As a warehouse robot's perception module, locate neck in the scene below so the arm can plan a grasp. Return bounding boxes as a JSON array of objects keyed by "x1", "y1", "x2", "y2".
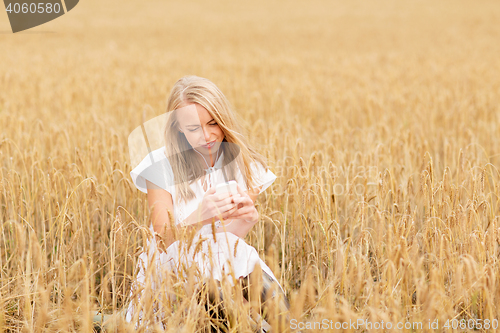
[{"x1": 193, "y1": 147, "x2": 221, "y2": 168}]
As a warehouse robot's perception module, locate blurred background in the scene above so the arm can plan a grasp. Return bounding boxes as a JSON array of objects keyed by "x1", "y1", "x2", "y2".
[{"x1": 1, "y1": 0, "x2": 500, "y2": 331}]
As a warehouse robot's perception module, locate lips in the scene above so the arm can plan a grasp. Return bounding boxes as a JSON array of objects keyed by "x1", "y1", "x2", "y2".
[{"x1": 201, "y1": 140, "x2": 216, "y2": 148}]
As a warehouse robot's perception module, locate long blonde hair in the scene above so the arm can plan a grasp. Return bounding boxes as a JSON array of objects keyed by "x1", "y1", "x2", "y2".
[{"x1": 164, "y1": 75, "x2": 268, "y2": 203}]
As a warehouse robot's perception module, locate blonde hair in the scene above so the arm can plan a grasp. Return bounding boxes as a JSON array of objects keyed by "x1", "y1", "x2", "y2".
[{"x1": 164, "y1": 75, "x2": 268, "y2": 203}]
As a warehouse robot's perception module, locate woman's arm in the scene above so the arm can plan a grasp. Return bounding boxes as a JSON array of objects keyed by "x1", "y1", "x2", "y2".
[
  {"x1": 145, "y1": 180, "x2": 186, "y2": 251},
  {"x1": 145, "y1": 180, "x2": 240, "y2": 250}
]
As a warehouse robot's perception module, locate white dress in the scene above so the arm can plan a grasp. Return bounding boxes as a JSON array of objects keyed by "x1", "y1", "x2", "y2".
[{"x1": 125, "y1": 146, "x2": 281, "y2": 326}]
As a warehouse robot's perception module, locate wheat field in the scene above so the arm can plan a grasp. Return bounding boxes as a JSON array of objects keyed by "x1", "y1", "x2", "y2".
[{"x1": 1, "y1": 0, "x2": 500, "y2": 331}]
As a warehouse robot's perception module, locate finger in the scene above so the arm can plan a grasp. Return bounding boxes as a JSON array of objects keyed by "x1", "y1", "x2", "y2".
[
  {"x1": 228, "y1": 212, "x2": 250, "y2": 220},
  {"x1": 222, "y1": 206, "x2": 238, "y2": 219},
  {"x1": 226, "y1": 205, "x2": 238, "y2": 214},
  {"x1": 234, "y1": 206, "x2": 252, "y2": 214},
  {"x1": 232, "y1": 195, "x2": 250, "y2": 206},
  {"x1": 210, "y1": 196, "x2": 229, "y2": 206},
  {"x1": 228, "y1": 206, "x2": 253, "y2": 218},
  {"x1": 236, "y1": 184, "x2": 247, "y2": 196},
  {"x1": 221, "y1": 202, "x2": 237, "y2": 213},
  {"x1": 224, "y1": 206, "x2": 247, "y2": 219},
  {"x1": 214, "y1": 192, "x2": 232, "y2": 202},
  {"x1": 206, "y1": 193, "x2": 224, "y2": 203},
  {"x1": 213, "y1": 203, "x2": 237, "y2": 216},
  {"x1": 232, "y1": 190, "x2": 246, "y2": 200},
  {"x1": 207, "y1": 193, "x2": 228, "y2": 204},
  {"x1": 217, "y1": 196, "x2": 235, "y2": 206}
]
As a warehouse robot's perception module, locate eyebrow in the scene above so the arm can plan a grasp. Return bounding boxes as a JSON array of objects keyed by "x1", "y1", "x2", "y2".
[{"x1": 185, "y1": 118, "x2": 215, "y2": 128}]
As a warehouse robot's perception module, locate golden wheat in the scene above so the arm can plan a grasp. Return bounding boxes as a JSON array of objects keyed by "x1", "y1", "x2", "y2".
[{"x1": 1, "y1": 0, "x2": 500, "y2": 332}]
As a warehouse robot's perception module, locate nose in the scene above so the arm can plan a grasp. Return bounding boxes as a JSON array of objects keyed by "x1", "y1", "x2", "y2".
[{"x1": 202, "y1": 126, "x2": 211, "y2": 142}]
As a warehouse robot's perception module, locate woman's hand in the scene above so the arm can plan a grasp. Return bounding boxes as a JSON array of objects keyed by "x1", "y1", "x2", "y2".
[
  {"x1": 225, "y1": 184, "x2": 259, "y2": 224},
  {"x1": 194, "y1": 187, "x2": 240, "y2": 225}
]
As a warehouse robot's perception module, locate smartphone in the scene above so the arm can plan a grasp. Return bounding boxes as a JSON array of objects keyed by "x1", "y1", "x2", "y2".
[{"x1": 215, "y1": 180, "x2": 238, "y2": 195}]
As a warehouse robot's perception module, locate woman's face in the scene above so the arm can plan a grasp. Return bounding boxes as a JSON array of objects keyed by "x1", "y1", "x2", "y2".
[{"x1": 176, "y1": 103, "x2": 225, "y2": 160}]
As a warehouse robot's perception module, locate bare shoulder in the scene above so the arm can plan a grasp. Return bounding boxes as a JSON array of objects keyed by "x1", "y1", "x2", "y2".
[{"x1": 146, "y1": 180, "x2": 174, "y2": 209}]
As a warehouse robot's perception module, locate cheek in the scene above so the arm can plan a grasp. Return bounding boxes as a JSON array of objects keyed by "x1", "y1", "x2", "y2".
[
  {"x1": 183, "y1": 132, "x2": 197, "y2": 145},
  {"x1": 216, "y1": 127, "x2": 224, "y2": 139}
]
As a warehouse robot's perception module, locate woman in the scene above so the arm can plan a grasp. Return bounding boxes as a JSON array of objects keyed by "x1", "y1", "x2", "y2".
[{"x1": 125, "y1": 76, "x2": 288, "y2": 331}]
